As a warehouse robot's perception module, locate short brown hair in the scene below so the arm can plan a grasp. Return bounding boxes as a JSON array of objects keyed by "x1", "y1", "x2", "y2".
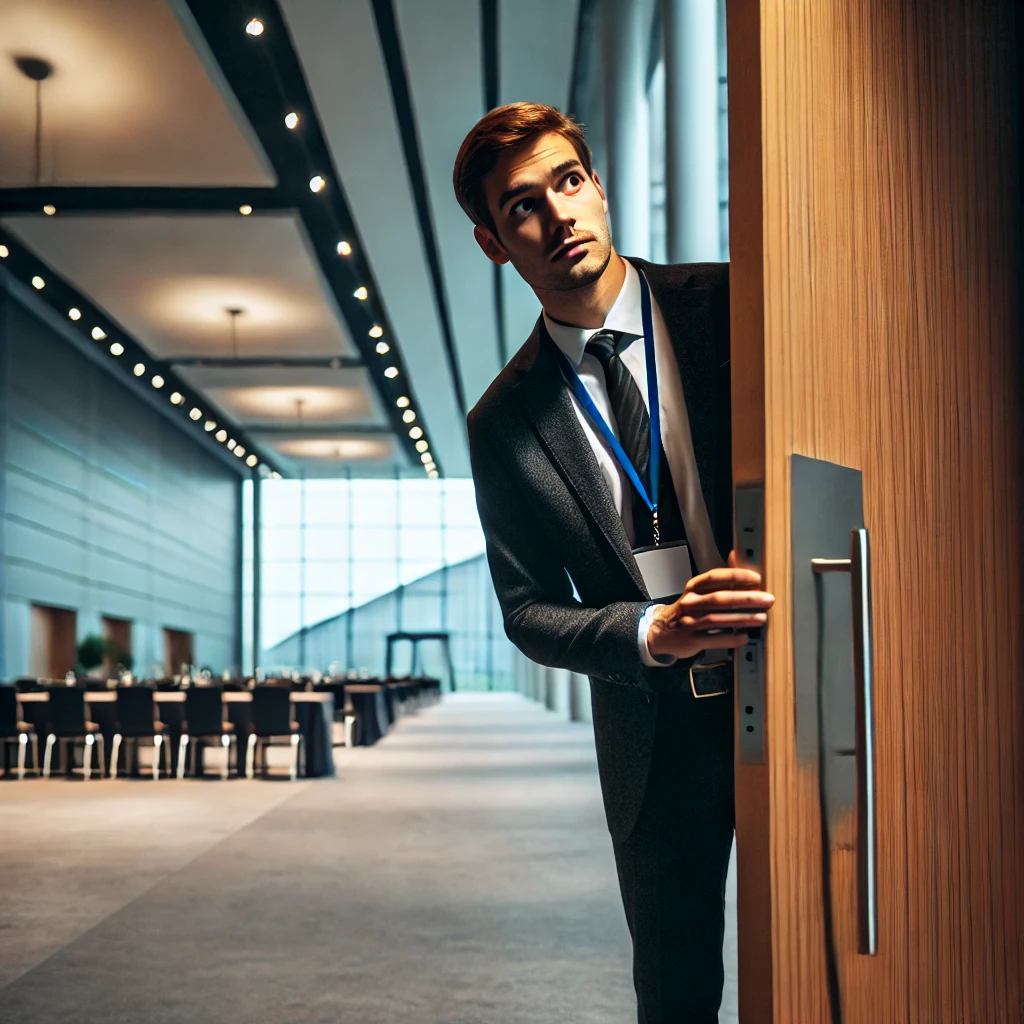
[{"x1": 453, "y1": 102, "x2": 593, "y2": 233}]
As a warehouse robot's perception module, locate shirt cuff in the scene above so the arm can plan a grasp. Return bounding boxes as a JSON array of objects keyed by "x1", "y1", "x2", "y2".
[{"x1": 638, "y1": 604, "x2": 678, "y2": 667}]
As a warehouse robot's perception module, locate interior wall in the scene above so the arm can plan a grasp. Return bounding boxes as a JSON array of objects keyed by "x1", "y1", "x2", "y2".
[{"x1": 0, "y1": 287, "x2": 241, "y2": 680}]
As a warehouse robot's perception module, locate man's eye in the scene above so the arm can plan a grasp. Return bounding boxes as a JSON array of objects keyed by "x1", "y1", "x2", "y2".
[
  {"x1": 564, "y1": 174, "x2": 583, "y2": 192},
  {"x1": 510, "y1": 196, "x2": 535, "y2": 216}
]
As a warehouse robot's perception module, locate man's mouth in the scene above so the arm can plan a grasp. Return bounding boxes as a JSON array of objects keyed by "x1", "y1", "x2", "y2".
[{"x1": 551, "y1": 235, "x2": 595, "y2": 262}]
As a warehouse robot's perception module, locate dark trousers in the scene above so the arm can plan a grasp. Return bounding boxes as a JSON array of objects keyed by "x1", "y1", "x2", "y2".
[{"x1": 612, "y1": 689, "x2": 735, "y2": 1024}]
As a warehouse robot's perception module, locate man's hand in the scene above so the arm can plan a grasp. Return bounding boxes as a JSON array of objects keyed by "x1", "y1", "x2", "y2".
[{"x1": 646, "y1": 550, "x2": 776, "y2": 661}]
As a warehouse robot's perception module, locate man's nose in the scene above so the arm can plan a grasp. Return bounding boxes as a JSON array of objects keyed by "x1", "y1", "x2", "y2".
[{"x1": 546, "y1": 189, "x2": 575, "y2": 229}]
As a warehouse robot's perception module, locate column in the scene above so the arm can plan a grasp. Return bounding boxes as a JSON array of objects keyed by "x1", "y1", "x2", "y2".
[
  {"x1": 663, "y1": 0, "x2": 721, "y2": 262},
  {"x1": 602, "y1": 0, "x2": 651, "y2": 259},
  {"x1": 252, "y1": 472, "x2": 261, "y2": 675}
]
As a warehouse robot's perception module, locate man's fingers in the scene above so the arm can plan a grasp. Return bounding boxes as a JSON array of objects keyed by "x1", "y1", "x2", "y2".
[
  {"x1": 686, "y1": 612, "x2": 767, "y2": 631},
  {"x1": 688, "y1": 568, "x2": 764, "y2": 593},
  {"x1": 679, "y1": 591, "x2": 775, "y2": 614}
]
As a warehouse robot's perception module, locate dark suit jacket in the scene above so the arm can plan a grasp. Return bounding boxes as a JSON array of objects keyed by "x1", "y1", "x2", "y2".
[{"x1": 467, "y1": 259, "x2": 732, "y2": 843}]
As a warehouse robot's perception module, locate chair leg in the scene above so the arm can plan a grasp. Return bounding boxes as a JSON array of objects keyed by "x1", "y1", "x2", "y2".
[
  {"x1": 110, "y1": 734, "x2": 122, "y2": 780},
  {"x1": 17, "y1": 735, "x2": 27, "y2": 781},
  {"x1": 344, "y1": 713, "x2": 355, "y2": 748},
  {"x1": 177, "y1": 735, "x2": 189, "y2": 779},
  {"x1": 220, "y1": 735, "x2": 230, "y2": 781},
  {"x1": 42, "y1": 734, "x2": 55, "y2": 778},
  {"x1": 163, "y1": 735, "x2": 173, "y2": 777},
  {"x1": 153, "y1": 735, "x2": 162, "y2": 781},
  {"x1": 245, "y1": 733, "x2": 257, "y2": 779},
  {"x1": 290, "y1": 733, "x2": 299, "y2": 782}
]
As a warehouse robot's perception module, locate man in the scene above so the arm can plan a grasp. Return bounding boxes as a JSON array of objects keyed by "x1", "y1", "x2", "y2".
[{"x1": 453, "y1": 103, "x2": 774, "y2": 1023}]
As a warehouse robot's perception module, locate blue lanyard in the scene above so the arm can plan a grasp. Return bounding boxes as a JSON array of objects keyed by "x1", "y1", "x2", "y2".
[{"x1": 542, "y1": 271, "x2": 663, "y2": 542}]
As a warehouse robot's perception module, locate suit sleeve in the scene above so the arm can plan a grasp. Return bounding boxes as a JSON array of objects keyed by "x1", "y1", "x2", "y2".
[{"x1": 469, "y1": 421, "x2": 693, "y2": 694}]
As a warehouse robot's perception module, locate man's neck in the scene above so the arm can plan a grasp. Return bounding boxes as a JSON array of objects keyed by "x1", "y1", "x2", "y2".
[{"x1": 537, "y1": 251, "x2": 628, "y2": 329}]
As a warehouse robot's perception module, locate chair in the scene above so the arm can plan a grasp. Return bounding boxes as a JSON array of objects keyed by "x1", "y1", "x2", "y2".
[
  {"x1": 43, "y1": 688, "x2": 105, "y2": 780},
  {"x1": 178, "y1": 687, "x2": 235, "y2": 780},
  {"x1": 0, "y1": 686, "x2": 37, "y2": 779},
  {"x1": 111, "y1": 688, "x2": 171, "y2": 780},
  {"x1": 246, "y1": 686, "x2": 303, "y2": 781}
]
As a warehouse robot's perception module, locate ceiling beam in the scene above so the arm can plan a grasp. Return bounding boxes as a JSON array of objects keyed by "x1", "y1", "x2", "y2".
[
  {"x1": 371, "y1": 0, "x2": 468, "y2": 421},
  {"x1": 0, "y1": 187, "x2": 287, "y2": 214},
  {"x1": 180, "y1": 0, "x2": 439, "y2": 476},
  {"x1": 168, "y1": 355, "x2": 364, "y2": 368},
  {"x1": 246, "y1": 424, "x2": 393, "y2": 437}
]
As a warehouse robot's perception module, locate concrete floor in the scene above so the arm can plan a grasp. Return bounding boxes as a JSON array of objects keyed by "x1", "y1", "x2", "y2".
[{"x1": 0, "y1": 692, "x2": 738, "y2": 1023}]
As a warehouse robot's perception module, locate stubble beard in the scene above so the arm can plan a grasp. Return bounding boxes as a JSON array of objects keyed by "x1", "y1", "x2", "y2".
[{"x1": 506, "y1": 227, "x2": 614, "y2": 295}]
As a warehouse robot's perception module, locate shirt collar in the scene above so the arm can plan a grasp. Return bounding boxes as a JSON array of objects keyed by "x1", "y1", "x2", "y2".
[{"x1": 542, "y1": 259, "x2": 644, "y2": 368}]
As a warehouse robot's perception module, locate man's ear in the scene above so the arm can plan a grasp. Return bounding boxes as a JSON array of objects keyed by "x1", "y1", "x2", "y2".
[
  {"x1": 474, "y1": 224, "x2": 510, "y2": 266},
  {"x1": 592, "y1": 170, "x2": 609, "y2": 215}
]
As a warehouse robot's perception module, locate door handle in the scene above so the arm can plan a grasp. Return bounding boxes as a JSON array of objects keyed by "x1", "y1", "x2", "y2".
[{"x1": 811, "y1": 527, "x2": 877, "y2": 955}]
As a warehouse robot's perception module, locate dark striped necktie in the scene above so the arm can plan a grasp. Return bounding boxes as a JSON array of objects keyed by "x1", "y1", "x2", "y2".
[{"x1": 583, "y1": 329, "x2": 686, "y2": 549}]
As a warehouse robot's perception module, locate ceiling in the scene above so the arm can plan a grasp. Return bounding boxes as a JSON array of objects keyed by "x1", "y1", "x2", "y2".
[{"x1": 0, "y1": 0, "x2": 582, "y2": 479}]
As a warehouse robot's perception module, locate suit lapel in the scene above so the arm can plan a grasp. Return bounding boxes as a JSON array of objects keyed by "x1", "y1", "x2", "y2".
[
  {"x1": 511, "y1": 325, "x2": 648, "y2": 596},
  {"x1": 637, "y1": 260, "x2": 730, "y2": 565}
]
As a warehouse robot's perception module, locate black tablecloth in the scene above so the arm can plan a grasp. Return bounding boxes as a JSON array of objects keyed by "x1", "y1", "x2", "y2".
[{"x1": 344, "y1": 686, "x2": 389, "y2": 746}]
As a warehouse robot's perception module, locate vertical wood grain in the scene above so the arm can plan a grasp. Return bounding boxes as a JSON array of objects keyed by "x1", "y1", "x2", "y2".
[{"x1": 729, "y1": 0, "x2": 1024, "y2": 1020}]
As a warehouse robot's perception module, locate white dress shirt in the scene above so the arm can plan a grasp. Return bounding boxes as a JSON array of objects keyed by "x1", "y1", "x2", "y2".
[{"x1": 543, "y1": 260, "x2": 701, "y2": 668}]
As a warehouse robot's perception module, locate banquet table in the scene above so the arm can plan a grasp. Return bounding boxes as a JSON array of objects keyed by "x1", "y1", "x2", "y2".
[
  {"x1": 342, "y1": 684, "x2": 390, "y2": 746},
  {"x1": 15, "y1": 689, "x2": 335, "y2": 777}
]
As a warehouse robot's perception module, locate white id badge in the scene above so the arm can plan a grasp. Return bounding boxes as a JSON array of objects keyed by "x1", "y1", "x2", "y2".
[{"x1": 632, "y1": 540, "x2": 693, "y2": 601}]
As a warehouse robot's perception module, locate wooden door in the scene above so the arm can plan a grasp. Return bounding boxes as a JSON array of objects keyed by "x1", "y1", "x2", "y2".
[
  {"x1": 30, "y1": 604, "x2": 77, "y2": 679},
  {"x1": 727, "y1": 2, "x2": 1024, "y2": 1022},
  {"x1": 102, "y1": 616, "x2": 133, "y2": 675},
  {"x1": 163, "y1": 628, "x2": 194, "y2": 676}
]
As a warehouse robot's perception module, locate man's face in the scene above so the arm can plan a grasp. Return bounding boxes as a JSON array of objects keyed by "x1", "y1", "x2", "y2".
[{"x1": 475, "y1": 131, "x2": 613, "y2": 293}]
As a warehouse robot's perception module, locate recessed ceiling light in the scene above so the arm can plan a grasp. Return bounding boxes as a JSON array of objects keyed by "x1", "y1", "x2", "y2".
[
  {"x1": 384, "y1": 366, "x2": 399, "y2": 379},
  {"x1": 109, "y1": 342, "x2": 124, "y2": 356},
  {"x1": 270, "y1": 471, "x2": 282, "y2": 480},
  {"x1": 336, "y1": 240, "x2": 352, "y2": 256},
  {"x1": 227, "y1": 439, "x2": 237, "y2": 451},
  {"x1": 402, "y1": 409, "x2": 416, "y2": 423},
  {"x1": 239, "y1": 204, "x2": 253, "y2": 216},
  {"x1": 204, "y1": 420, "x2": 217, "y2": 432},
  {"x1": 91, "y1": 327, "x2": 107, "y2": 340},
  {"x1": 428, "y1": 470, "x2": 439, "y2": 479},
  {"x1": 0, "y1": 245, "x2": 8, "y2": 258},
  {"x1": 216, "y1": 429, "x2": 228, "y2": 442},
  {"x1": 234, "y1": 446, "x2": 246, "y2": 458},
  {"x1": 415, "y1": 440, "x2": 429, "y2": 453},
  {"x1": 309, "y1": 175, "x2": 326, "y2": 193},
  {"x1": 376, "y1": 341, "x2": 390, "y2": 355},
  {"x1": 170, "y1": 392, "x2": 184, "y2": 405},
  {"x1": 43, "y1": 204, "x2": 55, "y2": 216},
  {"x1": 368, "y1": 324, "x2": 383, "y2": 338},
  {"x1": 133, "y1": 363, "x2": 145, "y2": 376},
  {"x1": 189, "y1": 408, "x2": 202, "y2": 421},
  {"x1": 419, "y1": 452, "x2": 432, "y2": 464},
  {"x1": 68, "y1": 308, "x2": 81, "y2": 321},
  {"x1": 285, "y1": 112, "x2": 299, "y2": 130},
  {"x1": 245, "y1": 18, "x2": 264, "y2": 36},
  {"x1": 353, "y1": 286, "x2": 368, "y2": 301},
  {"x1": 396, "y1": 396, "x2": 410, "y2": 408},
  {"x1": 409, "y1": 426, "x2": 423, "y2": 439},
  {"x1": 151, "y1": 375, "x2": 165, "y2": 389},
  {"x1": 246, "y1": 454, "x2": 258, "y2": 467},
  {"x1": 31, "y1": 276, "x2": 44, "y2": 290}
]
